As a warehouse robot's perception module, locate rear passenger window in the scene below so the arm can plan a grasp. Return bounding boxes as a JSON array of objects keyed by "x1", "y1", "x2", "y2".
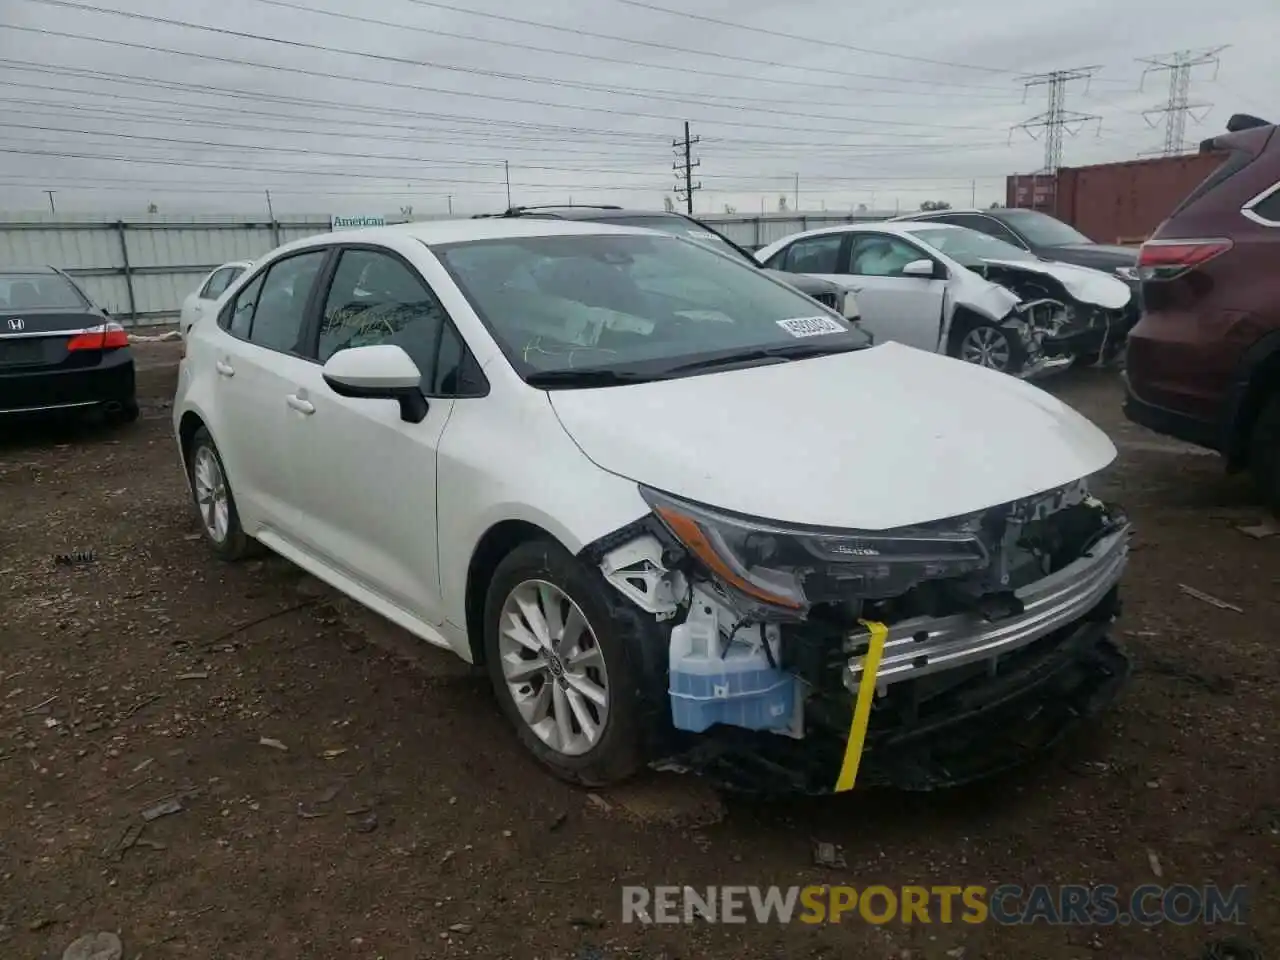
[
  {"x1": 249, "y1": 251, "x2": 327, "y2": 355},
  {"x1": 223, "y1": 273, "x2": 263, "y2": 339},
  {"x1": 201, "y1": 267, "x2": 237, "y2": 300}
]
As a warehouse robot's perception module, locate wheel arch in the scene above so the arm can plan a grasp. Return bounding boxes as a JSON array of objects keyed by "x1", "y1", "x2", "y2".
[
  {"x1": 464, "y1": 519, "x2": 563, "y2": 666},
  {"x1": 177, "y1": 410, "x2": 208, "y2": 468},
  {"x1": 1225, "y1": 330, "x2": 1280, "y2": 468}
]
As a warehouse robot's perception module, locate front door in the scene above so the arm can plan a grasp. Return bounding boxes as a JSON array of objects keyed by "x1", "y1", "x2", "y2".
[
  {"x1": 841, "y1": 234, "x2": 948, "y2": 353},
  {"x1": 282, "y1": 246, "x2": 456, "y2": 625}
]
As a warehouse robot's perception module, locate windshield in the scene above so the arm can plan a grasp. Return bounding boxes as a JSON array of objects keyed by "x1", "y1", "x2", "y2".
[
  {"x1": 997, "y1": 209, "x2": 1092, "y2": 247},
  {"x1": 433, "y1": 233, "x2": 870, "y2": 383},
  {"x1": 596, "y1": 215, "x2": 752, "y2": 264},
  {"x1": 907, "y1": 227, "x2": 1040, "y2": 265},
  {"x1": 0, "y1": 273, "x2": 88, "y2": 310}
]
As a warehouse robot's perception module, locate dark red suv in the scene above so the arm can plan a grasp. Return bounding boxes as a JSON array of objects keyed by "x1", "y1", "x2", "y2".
[{"x1": 1124, "y1": 113, "x2": 1280, "y2": 511}]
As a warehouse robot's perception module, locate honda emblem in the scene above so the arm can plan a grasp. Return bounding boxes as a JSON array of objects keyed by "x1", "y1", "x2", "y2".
[{"x1": 6, "y1": 317, "x2": 23, "y2": 331}]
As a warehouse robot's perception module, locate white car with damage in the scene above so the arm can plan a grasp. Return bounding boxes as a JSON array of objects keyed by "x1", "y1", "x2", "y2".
[
  {"x1": 755, "y1": 221, "x2": 1134, "y2": 379},
  {"x1": 173, "y1": 217, "x2": 1132, "y2": 794}
]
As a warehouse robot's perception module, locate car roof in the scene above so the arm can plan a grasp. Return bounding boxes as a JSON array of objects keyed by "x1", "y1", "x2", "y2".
[{"x1": 272, "y1": 217, "x2": 658, "y2": 257}]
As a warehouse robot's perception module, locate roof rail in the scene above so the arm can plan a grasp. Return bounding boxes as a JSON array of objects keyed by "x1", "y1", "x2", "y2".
[{"x1": 505, "y1": 204, "x2": 623, "y2": 213}]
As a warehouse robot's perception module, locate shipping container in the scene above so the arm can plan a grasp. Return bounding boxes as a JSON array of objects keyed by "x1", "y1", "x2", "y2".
[{"x1": 1005, "y1": 152, "x2": 1227, "y2": 244}]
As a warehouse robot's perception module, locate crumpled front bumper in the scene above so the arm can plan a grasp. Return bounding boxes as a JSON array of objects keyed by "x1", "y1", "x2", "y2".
[
  {"x1": 842, "y1": 526, "x2": 1129, "y2": 692},
  {"x1": 649, "y1": 525, "x2": 1131, "y2": 795}
]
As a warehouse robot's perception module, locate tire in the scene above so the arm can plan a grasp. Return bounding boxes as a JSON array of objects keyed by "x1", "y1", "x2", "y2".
[
  {"x1": 186, "y1": 427, "x2": 253, "y2": 560},
  {"x1": 950, "y1": 318, "x2": 1025, "y2": 374},
  {"x1": 482, "y1": 538, "x2": 665, "y2": 787},
  {"x1": 1249, "y1": 392, "x2": 1280, "y2": 517},
  {"x1": 109, "y1": 399, "x2": 140, "y2": 425}
]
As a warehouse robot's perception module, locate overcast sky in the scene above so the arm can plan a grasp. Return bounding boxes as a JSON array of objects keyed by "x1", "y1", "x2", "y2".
[{"x1": 0, "y1": 0, "x2": 1275, "y2": 217}]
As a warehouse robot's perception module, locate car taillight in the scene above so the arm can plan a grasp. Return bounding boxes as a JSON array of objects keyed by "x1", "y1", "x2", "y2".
[
  {"x1": 1136, "y1": 238, "x2": 1233, "y2": 282},
  {"x1": 66, "y1": 322, "x2": 129, "y2": 351}
]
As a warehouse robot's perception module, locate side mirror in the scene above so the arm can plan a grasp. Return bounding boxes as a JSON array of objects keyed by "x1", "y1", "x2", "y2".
[
  {"x1": 322, "y1": 344, "x2": 428, "y2": 423},
  {"x1": 841, "y1": 292, "x2": 861, "y2": 321},
  {"x1": 901, "y1": 259, "x2": 937, "y2": 278}
]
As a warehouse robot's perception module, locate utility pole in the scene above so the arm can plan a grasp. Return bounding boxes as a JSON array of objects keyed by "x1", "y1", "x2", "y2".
[
  {"x1": 504, "y1": 160, "x2": 511, "y2": 209},
  {"x1": 1013, "y1": 67, "x2": 1102, "y2": 173},
  {"x1": 793, "y1": 173, "x2": 799, "y2": 212},
  {"x1": 971, "y1": 180, "x2": 976, "y2": 207},
  {"x1": 672, "y1": 121, "x2": 701, "y2": 214},
  {"x1": 43, "y1": 190, "x2": 56, "y2": 213},
  {"x1": 1138, "y1": 47, "x2": 1227, "y2": 156},
  {"x1": 264, "y1": 189, "x2": 275, "y2": 221},
  {"x1": 447, "y1": 195, "x2": 452, "y2": 215}
]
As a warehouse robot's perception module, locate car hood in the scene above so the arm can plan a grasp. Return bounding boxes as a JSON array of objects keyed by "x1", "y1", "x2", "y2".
[
  {"x1": 979, "y1": 257, "x2": 1132, "y2": 309},
  {"x1": 1042, "y1": 242, "x2": 1139, "y2": 269},
  {"x1": 548, "y1": 341, "x2": 1116, "y2": 530}
]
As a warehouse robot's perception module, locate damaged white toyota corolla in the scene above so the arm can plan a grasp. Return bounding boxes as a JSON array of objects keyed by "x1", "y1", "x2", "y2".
[
  {"x1": 755, "y1": 221, "x2": 1135, "y2": 380},
  {"x1": 173, "y1": 217, "x2": 1131, "y2": 795}
]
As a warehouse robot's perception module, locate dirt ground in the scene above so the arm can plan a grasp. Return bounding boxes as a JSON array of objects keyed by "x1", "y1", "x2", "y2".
[{"x1": 1, "y1": 341, "x2": 1276, "y2": 960}]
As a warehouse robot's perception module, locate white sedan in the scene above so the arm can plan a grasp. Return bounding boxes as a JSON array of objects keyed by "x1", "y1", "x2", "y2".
[
  {"x1": 173, "y1": 218, "x2": 1130, "y2": 793},
  {"x1": 179, "y1": 260, "x2": 253, "y2": 340},
  {"x1": 755, "y1": 222, "x2": 1134, "y2": 378}
]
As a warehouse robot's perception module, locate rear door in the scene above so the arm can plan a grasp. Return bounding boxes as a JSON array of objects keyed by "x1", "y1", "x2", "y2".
[
  {"x1": 208, "y1": 249, "x2": 330, "y2": 533},
  {"x1": 838, "y1": 233, "x2": 947, "y2": 352}
]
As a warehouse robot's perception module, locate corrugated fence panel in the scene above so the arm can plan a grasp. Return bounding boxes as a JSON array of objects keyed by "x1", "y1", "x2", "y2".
[{"x1": 1, "y1": 211, "x2": 890, "y2": 324}]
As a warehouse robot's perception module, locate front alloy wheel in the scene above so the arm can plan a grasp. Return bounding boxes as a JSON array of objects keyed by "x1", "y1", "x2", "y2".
[
  {"x1": 482, "y1": 539, "x2": 654, "y2": 786},
  {"x1": 498, "y1": 580, "x2": 610, "y2": 757},
  {"x1": 958, "y1": 324, "x2": 1014, "y2": 371}
]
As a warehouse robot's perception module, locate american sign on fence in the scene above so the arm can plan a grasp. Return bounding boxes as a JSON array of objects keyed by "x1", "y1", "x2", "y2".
[{"x1": 330, "y1": 215, "x2": 387, "y2": 230}]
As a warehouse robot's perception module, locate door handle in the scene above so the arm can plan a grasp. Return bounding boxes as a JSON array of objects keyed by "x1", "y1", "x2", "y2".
[
  {"x1": 286, "y1": 394, "x2": 315, "y2": 415},
  {"x1": 215, "y1": 360, "x2": 235, "y2": 378}
]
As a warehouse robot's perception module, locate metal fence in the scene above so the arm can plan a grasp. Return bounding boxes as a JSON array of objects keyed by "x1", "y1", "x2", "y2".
[{"x1": 0, "y1": 210, "x2": 893, "y2": 327}]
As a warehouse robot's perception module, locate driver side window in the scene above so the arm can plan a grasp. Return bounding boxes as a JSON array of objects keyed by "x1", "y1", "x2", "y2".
[
  {"x1": 318, "y1": 248, "x2": 483, "y2": 396},
  {"x1": 847, "y1": 236, "x2": 927, "y2": 278}
]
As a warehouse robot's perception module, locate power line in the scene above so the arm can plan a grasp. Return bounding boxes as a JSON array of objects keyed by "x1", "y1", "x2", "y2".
[
  {"x1": 1013, "y1": 67, "x2": 1102, "y2": 172},
  {"x1": 0, "y1": 21, "x2": 1012, "y2": 137},
  {"x1": 0, "y1": 144, "x2": 677, "y2": 189},
  {"x1": 0, "y1": 96, "x2": 671, "y2": 165},
  {"x1": 241, "y1": 0, "x2": 1026, "y2": 103},
  {"x1": 1138, "y1": 47, "x2": 1227, "y2": 156},
  {"x1": 610, "y1": 0, "x2": 1015, "y2": 75},
  {"x1": 0, "y1": 61, "x2": 1032, "y2": 155},
  {"x1": 16, "y1": 0, "x2": 1023, "y2": 100},
  {"x1": 673, "y1": 122, "x2": 701, "y2": 213},
  {"x1": 394, "y1": 0, "x2": 1019, "y2": 92}
]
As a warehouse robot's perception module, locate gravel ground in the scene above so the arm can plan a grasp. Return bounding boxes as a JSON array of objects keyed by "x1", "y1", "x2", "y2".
[{"x1": 1, "y1": 342, "x2": 1276, "y2": 960}]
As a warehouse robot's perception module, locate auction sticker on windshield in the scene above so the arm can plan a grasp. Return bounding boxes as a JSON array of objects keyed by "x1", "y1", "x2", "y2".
[{"x1": 777, "y1": 316, "x2": 847, "y2": 338}]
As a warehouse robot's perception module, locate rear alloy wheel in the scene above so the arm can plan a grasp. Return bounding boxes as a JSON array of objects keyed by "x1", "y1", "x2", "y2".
[
  {"x1": 187, "y1": 427, "x2": 252, "y2": 560},
  {"x1": 482, "y1": 539, "x2": 649, "y2": 786},
  {"x1": 957, "y1": 323, "x2": 1017, "y2": 372}
]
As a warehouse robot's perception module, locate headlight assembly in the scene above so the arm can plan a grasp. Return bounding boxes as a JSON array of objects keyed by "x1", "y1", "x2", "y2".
[{"x1": 640, "y1": 487, "x2": 990, "y2": 615}]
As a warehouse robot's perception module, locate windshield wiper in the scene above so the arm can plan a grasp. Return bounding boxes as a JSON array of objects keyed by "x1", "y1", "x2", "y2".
[
  {"x1": 525, "y1": 368, "x2": 659, "y2": 388},
  {"x1": 660, "y1": 340, "x2": 865, "y2": 375}
]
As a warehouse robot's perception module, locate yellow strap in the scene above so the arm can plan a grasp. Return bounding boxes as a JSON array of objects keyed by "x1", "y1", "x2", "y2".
[{"x1": 834, "y1": 619, "x2": 888, "y2": 793}]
